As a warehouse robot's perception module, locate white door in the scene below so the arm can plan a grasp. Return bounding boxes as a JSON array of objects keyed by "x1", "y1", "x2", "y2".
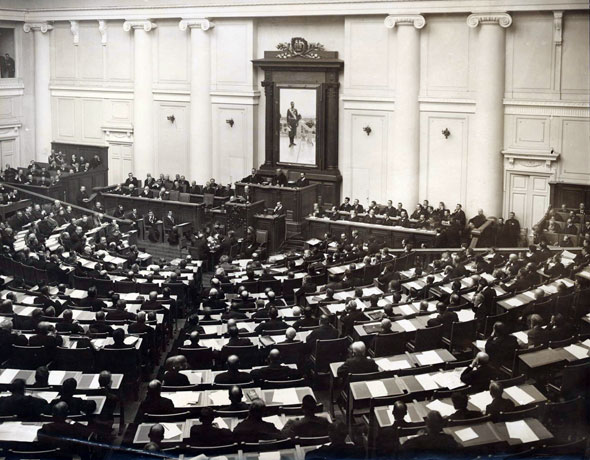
[
  {"x1": 507, "y1": 173, "x2": 550, "y2": 232},
  {"x1": 108, "y1": 143, "x2": 134, "y2": 185},
  {"x1": 0, "y1": 139, "x2": 17, "y2": 170}
]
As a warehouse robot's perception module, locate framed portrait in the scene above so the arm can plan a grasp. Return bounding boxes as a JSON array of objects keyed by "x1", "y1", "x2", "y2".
[
  {"x1": 0, "y1": 28, "x2": 16, "y2": 79},
  {"x1": 278, "y1": 87, "x2": 318, "y2": 166}
]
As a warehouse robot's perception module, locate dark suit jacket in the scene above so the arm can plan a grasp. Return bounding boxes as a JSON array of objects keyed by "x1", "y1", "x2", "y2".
[
  {"x1": 486, "y1": 396, "x2": 515, "y2": 416},
  {"x1": 213, "y1": 370, "x2": 252, "y2": 385},
  {"x1": 139, "y1": 395, "x2": 175, "y2": 415},
  {"x1": 233, "y1": 417, "x2": 283, "y2": 443},
  {"x1": 306, "y1": 325, "x2": 338, "y2": 352},
  {"x1": 485, "y1": 335, "x2": 519, "y2": 367},
  {"x1": 189, "y1": 424, "x2": 235, "y2": 446},
  {"x1": 337, "y1": 356, "x2": 378, "y2": 379},
  {"x1": 460, "y1": 364, "x2": 496, "y2": 389},
  {"x1": 162, "y1": 371, "x2": 190, "y2": 387},
  {"x1": 250, "y1": 364, "x2": 301, "y2": 383}
]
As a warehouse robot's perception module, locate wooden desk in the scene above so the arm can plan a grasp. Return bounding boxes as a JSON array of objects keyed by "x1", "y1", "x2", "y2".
[
  {"x1": 224, "y1": 200, "x2": 266, "y2": 234},
  {"x1": 0, "y1": 199, "x2": 32, "y2": 220},
  {"x1": 518, "y1": 340, "x2": 590, "y2": 372},
  {"x1": 496, "y1": 278, "x2": 574, "y2": 311},
  {"x1": 0, "y1": 369, "x2": 123, "y2": 391},
  {"x1": 254, "y1": 214, "x2": 286, "y2": 254},
  {"x1": 235, "y1": 182, "x2": 318, "y2": 223},
  {"x1": 101, "y1": 193, "x2": 204, "y2": 229},
  {"x1": 305, "y1": 217, "x2": 437, "y2": 248}
]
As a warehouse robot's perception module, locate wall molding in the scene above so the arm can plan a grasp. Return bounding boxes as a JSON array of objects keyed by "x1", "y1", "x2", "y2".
[
  {"x1": 50, "y1": 85, "x2": 134, "y2": 100},
  {"x1": 102, "y1": 124, "x2": 133, "y2": 144},
  {"x1": 0, "y1": 123, "x2": 21, "y2": 140},
  {"x1": 504, "y1": 99, "x2": 590, "y2": 117},
  {"x1": 341, "y1": 95, "x2": 395, "y2": 112},
  {"x1": 502, "y1": 149, "x2": 560, "y2": 168}
]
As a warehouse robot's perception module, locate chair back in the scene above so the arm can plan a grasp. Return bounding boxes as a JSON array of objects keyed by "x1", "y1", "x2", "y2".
[
  {"x1": 10, "y1": 344, "x2": 47, "y2": 369},
  {"x1": 97, "y1": 347, "x2": 139, "y2": 377},
  {"x1": 497, "y1": 403, "x2": 542, "y2": 421},
  {"x1": 219, "y1": 345, "x2": 259, "y2": 368},
  {"x1": 446, "y1": 414, "x2": 492, "y2": 427},
  {"x1": 482, "y1": 311, "x2": 509, "y2": 337},
  {"x1": 282, "y1": 278, "x2": 303, "y2": 300},
  {"x1": 55, "y1": 346, "x2": 94, "y2": 372},
  {"x1": 448, "y1": 319, "x2": 477, "y2": 351},
  {"x1": 271, "y1": 341, "x2": 305, "y2": 364},
  {"x1": 143, "y1": 410, "x2": 191, "y2": 422},
  {"x1": 370, "y1": 331, "x2": 409, "y2": 357},
  {"x1": 203, "y1": 193, "x2": 215, "y2": 206},
  {"x1": 560, "y1": 361, "x2": 590, "y2": 397},
  {"x1": 241, "y1": 439, "x2": 293, "y2": 452},
  {"x1": 259, "y1": 279, "x2": 282, "y2": 296},
  {"x1": 413, "y1": 324, "x2": 444, "y2": 352},
  {"x1": 494, "y1": 374, "x2": 526, "y2": 388},
  {"x1": 178, "y1": 347, "x2": 214, "y2": 370},
  {"x1": 313, "y1": 337, "x2": 351, "y2": 373},
  {"x1": 240, "y1": 280, "x2": 259, "y2": 293},
  {"x1": 93, "y1": 277, "x2": 114, "y2": 295},
  {"x1": 261, "y1": 377, "x2": 306, "y2": 389}
]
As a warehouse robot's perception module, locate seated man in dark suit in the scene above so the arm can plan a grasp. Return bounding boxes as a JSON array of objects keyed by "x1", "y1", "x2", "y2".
[
  {"x1": 162, "y1": 355, "x2": 190, "y2": 387},
  {"x1": 50, "y1": 378, "x2": 96, "y2": 416},
  {"x1": 128, "y1": 311, "x2": 155, "y2": 345},
  {"x1": 460, "y1": 352, "x2": 496, "y2": 390},
  {"x1": 293, "y1": 306, "x2": 318, "y2": 330},
  {"x1": 305, "y1": 315, "x2": 338, "y2": 354},
  {"x1": 89, "y1": 311, "x2": 114, "y2": 336},
  {"x1": 375, "y1": 401, "x2": 410, "y2": 457},
  {"x1": 189, "y1": 406, "x2": 235, "y2": 446},
  {"x1": 0, "y1": 379, "x2": 49, "y2": 418},
  {"x1": 485, "y1": 321, "x2": 520, "y2": 369},
  {"x1": 138, "y1": 380, "x2": 175, "y2": 415},
  {"x1": 485, "y1": 381, "x2": 515, "y2": 416},
  {"x1": 219, "y1": 385, "x2": 249, "y2": 412},
  {"x1": 336, "y1": 341, "x2": 378, "y2": 381},
  {"x1": 105, "y1": 328, "x2": 135, "y2": 349},
  {"x1": 254, "y1": 307, "x2": 289, "y2": 334},
  {"x1": 37, "y1": 402, "x2": 93, "y2": 448},
  {"x1": 142, "y1": 291, "x2": 163, "y2": 311},
  {"x1": 183, "y1": 330, "x2": 203, "y2": 349},
  {"x1": 55, "y1": 309, "x2": 85, "y2": 334},
  {"x1": 143, "y1": 423, "x2": 164, "y2": 452},
  {"x1": 426, "y1": 301, "x2": 459, "y2": 334},
  {"x1": 106, "y1": 300, "x2": 137, "y2": 321},
  {"x1": 250, "y1": 349, "x2": 302, "y2": 384},
  {"x1": 401, "y1": 411, "x2": 458, "y2": 453},
  {"x1": 282, "y1": 395, "x2": 330, "y2": 438},
  {"x1": 226, "y1": 326, "x2": 253, "y2": 347},
  {"x1": 448, "y1": 391, "x2": 483, "y2": 421},
  {"x1": 233, "y1": 398, "x2": 284, "y2": 443},
  {"x1": 222, "y1": 301, "x2": 249, "y2": 321},
  {"x1": 28, "y1": 322, "x2": 63, "y2": 350},
  {"x1": 214, "y1": 355, "x2": 253, "y2": 385},
  {"x1": 545, "y1": 313, "x2": 576, "y2": 343},
  {"x1": 305, "y1": 421, "x2": 363, "y2": 460},
  {"x1": 340, "y1": 300, "x2": 370, "y2": 338},
  {"x1": 79, "y1": 286, "x2": 107, "y2": 312}
]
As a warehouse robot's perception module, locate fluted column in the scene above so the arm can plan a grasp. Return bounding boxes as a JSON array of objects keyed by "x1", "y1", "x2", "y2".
[
  {"x1": 385, "y1": 15, "x2": 425, "y2": 207},
  {"x1": 180, "y1": 18, "x2": 215, "y2": 184},
  {"x1": 467, "y1": 13, "x2": 512, "y2": 215},
  {"x1": 23, "y1": 22, "x2": 53, "y2": 161},
  {"x1": 123, "y1": 20, "x2": 157, "y2": 178}
]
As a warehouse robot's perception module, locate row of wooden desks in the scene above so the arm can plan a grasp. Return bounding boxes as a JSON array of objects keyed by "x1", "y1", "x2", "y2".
[
  {"x1": 170, "y1": 364, "x2": 299, "y2": 387},
  {"x1": 160, "y1": 386, "x2": 314, "y2": 411},
  {"x1": 305, "y1": 216, "x2": 437, "y2": 248},
  {"x1": 0, "y1": 369, "x2": 123, "y2": 390},
  {"x1": 496, "y1": 278, "x2": 575, "y2": 311},
  {"x1": 0, "y1": 390, "x2": 106, "y2": 415},
  {"x1": 373, "y1": 383, "x2": 546, "y2": 427},
  {"x1": 518, "y1": 339, "x2": 590, "y2": 373}
]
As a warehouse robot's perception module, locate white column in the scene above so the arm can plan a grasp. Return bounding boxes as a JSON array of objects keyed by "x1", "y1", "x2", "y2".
[
  {"x1": 23, "y1": 22, "x2": 53, "y2": 162},
  {"x1": 123, "y1": 20, "x2": 157, "y2": 179},
  {"x1": 467, "y1": 13, "x2": 512, "y2": 216},
  {"x1": 385, "y1": 15, "x2": 425, "y2": 208},
  {"x1": 180, "y1": 18, "x2": 215, "y2": 184}
]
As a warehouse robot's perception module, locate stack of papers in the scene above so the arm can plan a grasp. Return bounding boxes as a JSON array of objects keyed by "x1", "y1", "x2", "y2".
[
  {"x1": 209, "y1": 390, "x2": 230, "y2": 406},
  {"x1": 272, "y1": 388, "x2": 299, "y2": 405},
  {"x1": 415, "y1": 373, "x2": 438, "y2": 391},
  {"x1": 469, "y1": 391, "x2": 493, "y2": 411},
  {"x1": 455, "y1": 427, "x2": 479, "y2": 442},
  {"x1": 425, "y1": 399, "x2": 455, "y2": 417},
  {"x1": 416, "y1": 350, "x2": 444, "y2": 366},
  {"x1": 564, "y1": 344, "x2": 589, "y2": 360},
  {"x1": 505, "y1": 420, "x2": 539, "y2": 443},
  {"x1": 162, "y1": 423, "x2": 183, "y2": 440},
  {"x1": 398, "y1": 319, "x2": 417, "y2": 332},
  {"x1": 504, "y1": 386, "x2": 535, "y2": 405},
  {"x1": 366, "y1": 380, "x2": 389, "y2": 397},
  {"x1": 431, "y1": 371, "x2": 464, "y2": 390}
]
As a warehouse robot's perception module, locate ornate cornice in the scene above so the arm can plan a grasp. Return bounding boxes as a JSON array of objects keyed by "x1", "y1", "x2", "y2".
[
  {"x1": 502, "y1": 150, "x2": 560, "y2": 169},
  {"x1": 384, "y1": 14, "x2": 425, "y2": 29},
  {"x1": 98, "y1": 20, "x2": 107, "y2": 45},
  {"x1": 467, "y1": 13, "x2": 512, "y2": 28},
  {"x1": 70, "y1": 20, "x2": 79, "y2": 45},
  {"x1": 23, "y1": 22, "x2": 53, "y2": 33},
  {"x1": 122, "y1": 20, "x2": 157, "y2": 32},
  {"x1": 179, "y1": 18, "x2": 215, "y2": 31}
]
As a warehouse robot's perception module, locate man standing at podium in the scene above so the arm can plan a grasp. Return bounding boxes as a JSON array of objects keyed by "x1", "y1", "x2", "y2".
[
  {"x1": 273, "y1": 201, "x2": 285, "y2": 216},
  {"x1": 287, "y1": 101, "x2": 301, "y2": 147}
]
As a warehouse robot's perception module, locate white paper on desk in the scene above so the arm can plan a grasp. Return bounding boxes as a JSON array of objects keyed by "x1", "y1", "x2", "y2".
[
  {"x1": 21, "y1": 295, "x2": 36, "y2": 305},
  {"x1": 455, "y1": 427, "x2": 478, "y2": 442},
  {"x1": 259, "y1": 452, "x2": 281, "y2": 460},
  {"x1": 564, "y1": 344, "x2": 589, "y2": 360},
  {"x1": 513, "y1": 331, "x2": 529, "y2": 344},
  {"x1": 201, "y1": 339, "x2": 223, "y2": 351},
  {"x1": 457, "y1": 309, "x2": 475, "y2": 322},
  {"x1": 202, "y1": 325, "x2": 219, "y2": 335},
  {"x1": 504, "y1": 386, "x2": 535, "y2": 406},
  {"x1": 162, "y1": 423, "x2": 183, "y2": 440},
  {"x1": 582, "y1": 339, "x2": 590, "y2": 349},
  {"x1": 415, "y1": 374, "x2": 439, "y2": 391},
  {"x1": 469, "y1": 391, "x2": 493, "y2": 412},
  {"x1": 209, "y1": 390, "x2": 230, "y2": 406},
  {"x1": 93, "y1": 339, "x2": 106, "y2": 349},
  {"x1": 124, "y1": 336, "x2": 138, "y2": 346},
  {"x1": 521, "y1": 291, "x2": 536, "y2": 300},
  {"x1": 399, "y1": 304, "x2": 415, "y2": 316},
  {"x1": 475, "y1": 340, "x2": 487, "y2": 350},
  {"x1": 505, "y1": 420, "x2": 538, "y2": 443},
  {"x1": 416, "y1": 350, "x2": 444, "y2": 366},
  {"x1": 88, "y1": 374, "x2": 101, "y2": 389},
  {"x1": 0, "y1": 369, "x2": 19, "y2": 384},
  {"x1": 366, "y1": 380, "x2": 388, "y2": 398},
  {"x1": 398, "y1": 319, "x2": 416, "y2": 332},
  {"x1": 426, "y1": 399, "x2": 455, "y2": 417},
  {"x1": 213, "y1": 417, "x2": 229, "y2": 429},
  {"x1": 263, "y1": 415, "x2": 285, "y2": 430},
  {"x1": 0, "y1": 422, "x2": 40, "y2": 442},
  {"x1": 272, "y1": 388, "x2": 299, "y2": 405},
  {"x1": 505, "y1": 297, "x2": 523, "y2": 307},
  {"x1": 432, "y1": 371, "x2": 464, "y2": 390},
  {"x1": 48, "y1": 370, "x2": 66, "y2": 385},
  {"x1": 561, "y1": 279, "x2": 574, "y2": 288},
  {"x1": 180, "y1": 371, "x2": 202, "y2": 385}
]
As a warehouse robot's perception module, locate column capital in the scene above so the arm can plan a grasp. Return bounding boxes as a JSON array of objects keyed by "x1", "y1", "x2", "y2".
[
  {"x1": 98, "y1": 20, "x2": 107, "y2": 45},
  {"x1": 23, "y1": 22, "x2": 53, "y2": 33},
  {"x1": 179, "y1": 18, "x2": 215, "y2": 31},
  {"x1": 70, "y1": 20, "x2": 79, "y2": 45},
  {"x1": 467, "y1": 13, "x2": 512, "y2": 28},
  {"x1": 123, "y1": 20, "x2": 157, "y2": 32},
  {"x1": 384, "y1": 15, "x2": 425, "y2": 29}
]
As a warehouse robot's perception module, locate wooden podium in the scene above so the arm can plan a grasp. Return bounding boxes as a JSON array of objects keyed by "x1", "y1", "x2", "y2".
[
  {"x1": 254, "y1": 214, "x2": 286, "y2": 254},
  {"x1": 224, "y1": 199, "x2": 266, "y2": 235}
]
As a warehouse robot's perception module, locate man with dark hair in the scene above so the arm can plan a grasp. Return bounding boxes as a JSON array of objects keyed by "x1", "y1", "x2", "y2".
[
  {"x1": 233, "y1": 398, "x2": 284, "y2": 443},
  {"x1": 254, "y1": 307, "x2": 289, "y2": 334},
  {"x1": 401, "y1": 411, "x2": 458, "y2": 453},
  {"x1": 305, "y1": 315, "x2": 338, "y2": 353},
  {"x1": 189, "y1": 407, "x2": 235, "y2": 446},
  {"x1": 0, "y1": 379, "x2": 49, "y2": 417},
  {"x1": 138, "y1": 380, "x2": 175, "y2": 415},
  {"x1": 485, "y1": 321, "x2": 520, "y2": 368},
  {"x1": 226, "y1": 326, "x2": 253, "y2": 347},
  {"x1": 448, "y1": 392, "x2": 483, "y2": 421},
  {"x1": 162, "y1": 356, "x2": 190, "y2": 387},
  {"x1": 56, "y1": 309, "x2": 85, "y2": 334},
  {"x1": 282, "y1": 395, "x2": 330, "y2": 438},
  {"x1": 486, "y1": 381, "x2": 515, "y2": 416},
  {"x1": 50, "y1": 378, "x2": 96, "y2": 416},
  {"x1": 143, "y1": 423, "x2": 164, "y2": 451},
  {"x1": 375, "y1": 401, "x2": 410, "y2": 456},
  {"x1": 89, "y1": 311, "x2": 114, "y2": 336},
  {"x1": 305, "y1": 421, "x2": 362, "y2": 460},
  {"x1": 293, "y1": 306, "x2": 318, "y2": 330},
  {"x1": 79, "y1": 286, "x2": 106, "y2": 311},
  {"x1": 426, "y1": 301, "x2": 459, "y2": 335}
]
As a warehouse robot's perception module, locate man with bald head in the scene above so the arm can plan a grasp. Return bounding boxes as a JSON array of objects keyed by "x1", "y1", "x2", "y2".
[
  {"x1": 163, "y1": 356, "x2": 190, "y2": 387},
  {"x1": 226, "y1": 325, "x2": 253, "y2": 347},
  {"x1": 337, "y1": 341, "x2": 378, "y2": 380},
  {"x1": 183, "y1": 330, "x2": 203, "y2": 349},
  {"x1": 305, "y1": 315, "x2": 338, "y2": 353},
  {"x1": 38, "y1": 401, "x2": 93, "y2": 448},
  {"x1": 144, "y1": 423, "x2": 164, "y2": 451},
  {"x1": 129, "y1": 311, "x2": 155, "y2": 345},
  {"x1": 138, "y1": 380, "x2": 175, "y2": 415},
  {"x1": 376, "y1": 401, "x2": 410, "y2": 456},
  {"x1": 214, "y1": 355, "x2": 253, "y2": 385},
  {"x1": 56, "y1": 309, "x2": 85, "y2": 334},
  {"x1": 341, "y1": 300, "x2": 370, "y2": 337},
  {"x1": 379, "y1": 318, "x2": 392, "y2": 334},
  {"x1": 141, "y1": 291, "x2": 163, "y2": 311},
  {"x1": 460, "y1": 352, "x2": 495, "y2": 390},
  {"x1": 251, "y1": 349, "x2": 302, "y2": 384},
  {"x1": 219, "y1": 385, "x2": 249, "y2": 412}
]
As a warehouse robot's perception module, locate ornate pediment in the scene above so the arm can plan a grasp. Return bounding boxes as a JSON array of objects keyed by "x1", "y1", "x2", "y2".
[{"x1": 276, "y1": 37, "x2": 325, "y2": 59}]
